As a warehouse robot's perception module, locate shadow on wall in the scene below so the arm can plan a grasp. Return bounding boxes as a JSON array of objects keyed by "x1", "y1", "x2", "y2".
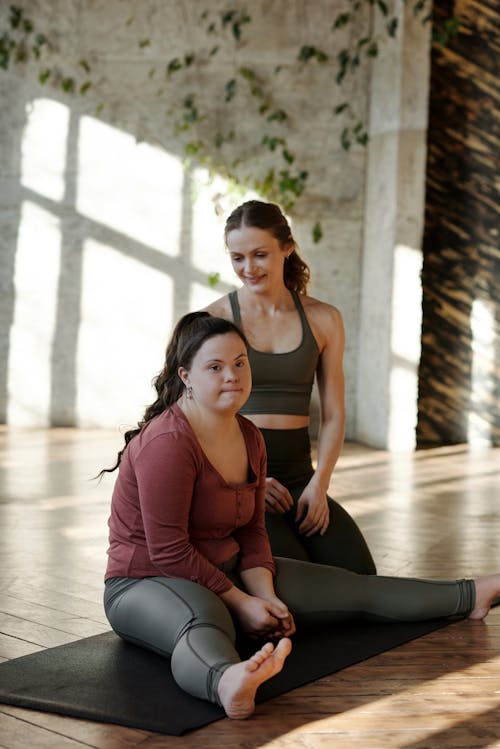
[{"x1": 1, "y1": 93, "x2": 235, "y2": 428}]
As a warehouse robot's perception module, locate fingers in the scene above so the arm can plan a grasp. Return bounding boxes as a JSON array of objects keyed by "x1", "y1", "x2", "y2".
[
  {"x1": 265, "y1": 478, "x2": 293, "y2": 515},
  {"x1": 296, "y1": 501, "x2": 330, "y2": 537}
]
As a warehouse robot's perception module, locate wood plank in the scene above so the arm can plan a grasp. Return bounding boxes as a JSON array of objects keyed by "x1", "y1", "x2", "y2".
[{"x1": 1, "y1": 426, "x2": 499, "y2": 748}]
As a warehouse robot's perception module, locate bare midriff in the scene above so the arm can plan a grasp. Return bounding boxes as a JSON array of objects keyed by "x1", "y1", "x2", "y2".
[{"x1": 245, "y1": 413, "x2": 310, "y2": 430}]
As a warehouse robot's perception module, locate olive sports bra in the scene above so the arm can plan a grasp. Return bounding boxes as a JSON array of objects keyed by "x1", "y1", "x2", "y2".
[{"x1": 229, "y1": 290, "x2": 319, "y2": 416}]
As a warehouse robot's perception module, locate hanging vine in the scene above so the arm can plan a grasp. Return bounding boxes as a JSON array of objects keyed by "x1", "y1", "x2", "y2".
[{"x1": 1, "y1": 1, "x2": 460, "y2": 242}]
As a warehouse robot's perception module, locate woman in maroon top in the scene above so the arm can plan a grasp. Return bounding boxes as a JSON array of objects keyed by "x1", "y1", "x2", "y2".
[{"x1": 103, "y1": 312, "x2": 500, "y2": 720}]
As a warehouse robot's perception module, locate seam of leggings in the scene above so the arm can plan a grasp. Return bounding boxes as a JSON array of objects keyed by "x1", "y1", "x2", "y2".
[{"x1": 185, "y1": 627, "x2": 235, "y2": 705}]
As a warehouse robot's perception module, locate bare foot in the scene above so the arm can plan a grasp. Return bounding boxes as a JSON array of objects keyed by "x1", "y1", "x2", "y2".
[
  {"x1": 217, "y1": 638, "x2": 292, "y2": 719},
  {"x1": 469, "y1": 574, "x2": 500, "y2": 620}
]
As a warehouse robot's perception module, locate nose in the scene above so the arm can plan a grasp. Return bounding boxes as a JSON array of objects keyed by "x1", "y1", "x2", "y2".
[
  {"x1": 243, "y1": 258, "x2": 256, "y2": 275},
  {"x1": 224, "y1": 366, "x2": 238, "y2": 381}
]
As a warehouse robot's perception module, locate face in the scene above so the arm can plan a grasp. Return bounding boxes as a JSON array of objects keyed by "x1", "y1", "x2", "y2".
[
  {"x1": 226, "y1": 225, "x2": 290, "y2": 293},
  {"x1": 178, "y1": 332, "x2": 251, "y2": 413}
]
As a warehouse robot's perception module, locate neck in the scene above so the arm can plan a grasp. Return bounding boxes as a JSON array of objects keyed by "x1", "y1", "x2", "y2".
[
  {"x1": 239, "y1": 284, "x2": 292, "y2": 313},
  {"x1": 178, "y1": 398, "x2": 239, "y2": 438}
]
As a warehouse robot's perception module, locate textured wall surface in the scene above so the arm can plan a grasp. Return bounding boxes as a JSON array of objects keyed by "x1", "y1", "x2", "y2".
[
  {"x1": 0, "y1": 1, "x2": 430, "y2": 446},
  {"x1": 418, "y1": 0, "x2": 500, "y2": 447}
]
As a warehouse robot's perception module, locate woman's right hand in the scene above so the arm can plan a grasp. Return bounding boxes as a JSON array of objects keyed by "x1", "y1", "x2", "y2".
[
  {"x1": 234, "y1": 594, "x2": 293, "y2": 638},
  {"x1": 265, "y1": 477, "x2": 294, "y2": 515}
]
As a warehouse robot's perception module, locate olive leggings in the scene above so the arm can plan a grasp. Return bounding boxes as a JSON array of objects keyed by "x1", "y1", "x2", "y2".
[
  {"x1": 261, "y1": 427, "x2": 377, "y2": 574},
  {"x1": 104, "y1": 557, "x2": 474, "y2": 707}
]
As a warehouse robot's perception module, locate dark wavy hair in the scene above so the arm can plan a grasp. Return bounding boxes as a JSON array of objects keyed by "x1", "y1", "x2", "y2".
[
  {"x1": 224, "y1": 200, "x2": 310, "y2": 294},
  {"x1": 99, "y1": 312, "x2": 248, "y2": 476}
]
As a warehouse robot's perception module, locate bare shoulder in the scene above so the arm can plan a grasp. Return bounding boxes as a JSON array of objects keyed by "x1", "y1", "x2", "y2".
[
  {"x1": 202, "y1": 295, "x2": 233, "y2": 320},
  {"x1": 301, "y1": 294, "x2": 344, "y2": 348}
]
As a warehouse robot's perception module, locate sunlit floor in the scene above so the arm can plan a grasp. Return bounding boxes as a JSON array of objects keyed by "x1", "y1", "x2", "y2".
[{"x1": 1, "y1": 427, "x2": 499, "y2": 748}]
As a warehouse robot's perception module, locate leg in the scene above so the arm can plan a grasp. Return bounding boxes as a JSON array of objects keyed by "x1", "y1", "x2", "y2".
[
  {"x1": 290, "y1": 487, "x2": 377, "y2": 574},
  {"x1": 104, "y1": 576, "x2": 292, "y2": 716},
  {"x1": 261, "y1": 427, "x2": 376, "y2": 574},
  {"x1": 265, "y1": 509, "x2": 310, "y2": 562},
  {"x1": 266, "y1": 486, "x2": 376, "y2": 573},
  {"x1": 272, "y1": 557, "x2": 476, "y2": 625},
  {"x1": 104, "y1": 576, "x2": 239, "y2": 703}
]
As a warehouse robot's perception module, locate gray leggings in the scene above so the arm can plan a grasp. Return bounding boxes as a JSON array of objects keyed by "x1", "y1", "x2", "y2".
[{"x1": 104, "y1": 557, "x2": 474, "y2": 707}]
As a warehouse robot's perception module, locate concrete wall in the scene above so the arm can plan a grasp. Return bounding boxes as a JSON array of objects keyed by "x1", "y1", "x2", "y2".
[{"x1": 0, "y1": 0, "x2": 430, "y2": 446}]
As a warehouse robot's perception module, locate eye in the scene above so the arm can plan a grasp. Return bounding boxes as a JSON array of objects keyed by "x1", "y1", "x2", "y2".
[
  {"x1": 255, "y1": 252, "x2": 267, "y2": 258},
  {"x1": 230, "y1": 255, "x2": 243, "y2": 263},
  {"x1": 209, "y1": 364, "x2": 221, "y2": 371}
]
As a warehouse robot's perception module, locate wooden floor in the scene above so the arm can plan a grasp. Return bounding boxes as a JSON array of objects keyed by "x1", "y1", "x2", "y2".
[{"x1": 1, "y1": 427, "x2": 500, "y2": 748}]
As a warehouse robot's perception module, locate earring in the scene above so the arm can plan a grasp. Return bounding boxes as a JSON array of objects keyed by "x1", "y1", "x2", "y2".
[{"x1": 186, "y1": 385, "x2": 193, "y2": 399}]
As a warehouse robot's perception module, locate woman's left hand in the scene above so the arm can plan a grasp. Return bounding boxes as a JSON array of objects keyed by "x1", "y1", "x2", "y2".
[
  {"x1": 295, "y1": 484, "x2": 330, "y2": 537},
  {"x1": 262, "y1": 595, "x2": 296, "y2": 638}
]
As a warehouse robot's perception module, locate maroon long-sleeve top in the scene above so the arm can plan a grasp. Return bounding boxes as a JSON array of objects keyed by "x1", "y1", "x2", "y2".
[{"x1": 105, "y1": 403, "x2": 275, "y2": 594}]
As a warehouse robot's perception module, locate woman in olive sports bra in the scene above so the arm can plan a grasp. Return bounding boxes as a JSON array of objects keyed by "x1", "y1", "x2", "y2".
[{"x1": 205, "y1": 200, "x2": 376, "y2": 574}]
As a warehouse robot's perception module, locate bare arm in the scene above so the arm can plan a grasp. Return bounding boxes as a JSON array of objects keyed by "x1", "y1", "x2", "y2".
[
  {"x1": 312, "y1": 305, "x2": 346, "y2": 492},
  {"x1": 295, "y1": 304, "x2": 346, "y2": 535}
]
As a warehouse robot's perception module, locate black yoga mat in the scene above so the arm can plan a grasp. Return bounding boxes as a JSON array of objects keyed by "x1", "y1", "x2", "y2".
[
  {"x1": 0, "y1": 620, "x2": 446, "y2": 736},
  {"x1": 0, "y1": 618, "x2": 452, "y2": 736}
]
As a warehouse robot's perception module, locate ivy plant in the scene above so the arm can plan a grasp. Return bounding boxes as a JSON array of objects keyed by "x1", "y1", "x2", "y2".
[{"x1": 1, "y1": 1, "x2": 460, "y2": 245}]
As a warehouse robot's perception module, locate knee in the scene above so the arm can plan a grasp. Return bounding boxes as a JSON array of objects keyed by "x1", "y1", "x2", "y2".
[{"x1": 176, "y1": 581, "x2": 236, "y2": 641}]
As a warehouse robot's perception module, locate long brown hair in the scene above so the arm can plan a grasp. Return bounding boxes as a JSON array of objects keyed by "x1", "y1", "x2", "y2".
[
  {"x1": 98, "y1": 312, "x2": 248, "y2": 475},
  {"x1": 224, "y1": 200, "x2": 310, "y2": 294}
]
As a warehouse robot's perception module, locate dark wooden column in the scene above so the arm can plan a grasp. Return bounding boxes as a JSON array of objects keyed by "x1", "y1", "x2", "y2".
[{"x1": 417, "y1": 0, "x2": 500, "y2": 447}]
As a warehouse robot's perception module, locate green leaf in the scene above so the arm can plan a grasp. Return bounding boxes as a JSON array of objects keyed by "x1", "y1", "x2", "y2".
[
  {"x1": 209, "y1": 45, "x2": 219, "y2": 56},
  {"x1": 23, "y1": 18, "x2": 33, "y2": 34},
  {"x1": 167, "y1": 58, "x2": 182, "y2": 76},
  {"x1": 357, "y1": 37, "x2": 370, "y2": 49},
  {"x1": 250, "y1": 83, "x2": 263, "y2": 98},
  {"x1": 377, "y1": 0, "x2": 389, "y2": 16},
  {"x1": 79, "y1": 81, "x2": 92, "y2": 95},
  {"x1": 184, "y1": 140, "x2": 205, "y2": 156},
  {"x1": 298, "y1": 45, "x2": 328, "y2": 64},
  {"x1": 262, "y1": 135, "x2": 284, "y2": 151},
  {"x1": 332, "y1": 12, "x2": 350, "y2": 30},
  {"x1": 267, "y1": 109, "x2": 288, "y2": 123},
  {"x1": 298, "y1": 45, "x2": 315, "y2": 63},
  {"x1": 61, "y1": 77, "x2": 75, "y2": 93},
  {"x1": 184, "y1": 54, "x2": 194, "y2": 66},
  {"x1": 367, "y1": 42, "x2": 379, "y2": 57},
  {"x1": 225, "y1": 78, "x2": 236, "y2": 102},
  {"x1": 79, "y1": 58, "x2": 91, "y2": 73},
  {"x1": 9, "y1": 6, "x2": 22, "y2": 30},
  {"x1": 335, "y1": 102, "x2": 349, "y2": 115},
  {"x1": 341, "y1": 127, "x2": 351, "y2": 150},
  {"x1": 38, "y1": 68, "x2": 51, "y2": 84},
  {"x1": 282, "y1": 148, "x2": 294, "y2": 164},
  {"x1": 208, "y1": 272, "x2": 220, "y2": 288},
  {"x1": 387, "y1": 18, "x2": 398, "y2": 37},
  {"x1": 139, "y1": 39, "x2": 150, "y2": 49},
  {"x1": 239, "y1": 66, "x2": 255, "y2": 81},
  {"x1": 312, "y1": 222, "x2": 323, "y2": 243},
  {"x1": 221, "y1": 11, "x2": 236, "y2": 27}
]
